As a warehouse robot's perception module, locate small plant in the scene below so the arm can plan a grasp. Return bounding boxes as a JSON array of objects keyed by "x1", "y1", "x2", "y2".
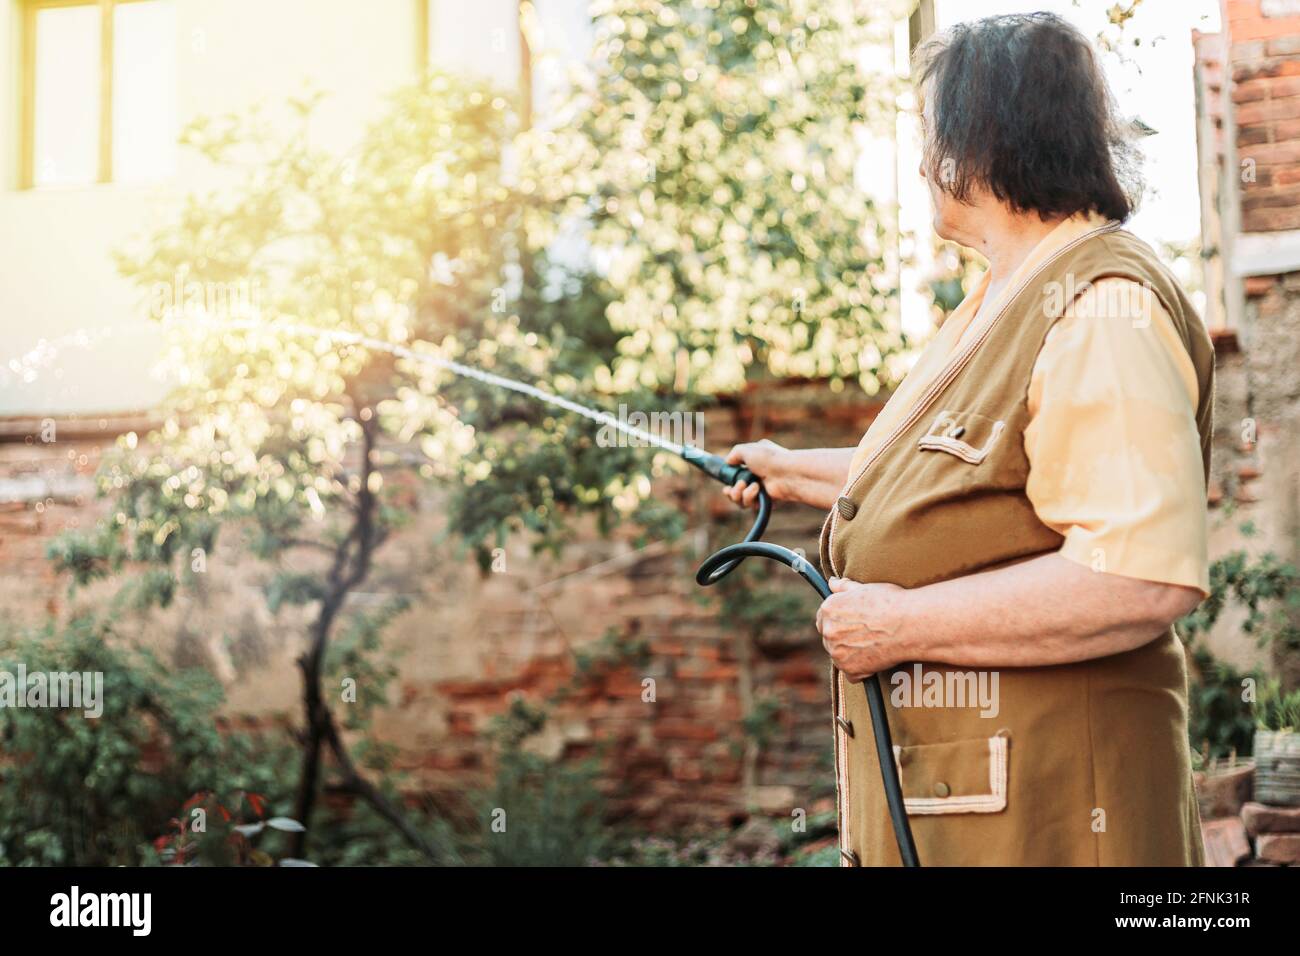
[
  {"x1": 151, "y1": 791, "x2": 310, "y2": 866},
  {"x1": 467, "y1": 696, "x2": 610, "y2": 867},
  {"x1": 1257, "y1": 680, "x2": 1300, "y2": 733}
]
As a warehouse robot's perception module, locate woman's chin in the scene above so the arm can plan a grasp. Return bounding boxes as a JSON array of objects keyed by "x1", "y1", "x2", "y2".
[{"x1": 931, "y1": 212, "x2": 959, "y2": 244}]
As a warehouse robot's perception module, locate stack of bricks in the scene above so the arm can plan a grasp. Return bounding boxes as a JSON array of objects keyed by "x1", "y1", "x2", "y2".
[
  {"x1": 1243, "y1": 802, "x2": 1300, "y2": 863},
  {"x1": 1199, "y1": 762, "x2": 1300, "y2": 865}
]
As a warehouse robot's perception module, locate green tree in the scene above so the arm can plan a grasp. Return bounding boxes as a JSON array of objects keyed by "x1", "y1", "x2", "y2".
[{"x1": 520, "y1": 0, "x2": 907, "y2": 394}]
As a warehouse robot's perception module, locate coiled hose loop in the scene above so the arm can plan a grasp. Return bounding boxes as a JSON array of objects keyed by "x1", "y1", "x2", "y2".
[{"x1": 695, "y1": 539, "x2": 921, "y2": 867}]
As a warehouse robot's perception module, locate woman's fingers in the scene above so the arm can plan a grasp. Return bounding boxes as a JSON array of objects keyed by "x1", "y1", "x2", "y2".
[
  {"x1": 721, "y1": 479, "x2": 754, "y2": 508},
  {"x1": 724, "y1": 440, "x2": 784, "y2": 508}
]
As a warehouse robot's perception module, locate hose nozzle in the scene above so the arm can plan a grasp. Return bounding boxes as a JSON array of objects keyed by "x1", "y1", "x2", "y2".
[
  {"x1": 680, "y1": 444, "x2": 758, "y2": 488},
  {"x1": 678, "y1": 445, "x2": 770, "y2": 585}
]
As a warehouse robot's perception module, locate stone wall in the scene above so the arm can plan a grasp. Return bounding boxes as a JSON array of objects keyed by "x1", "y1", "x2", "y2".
[{"x1": 1194, "y1": 0, "x2": 1300, "y2": 680}]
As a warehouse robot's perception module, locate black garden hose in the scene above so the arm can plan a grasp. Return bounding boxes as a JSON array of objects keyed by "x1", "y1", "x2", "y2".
[
  {"x1": 680, "y1": 445, "x2": 772, "y2": 585},
  {"x1": 686, "y1": 477, "x2": 921, "y2": 868}
]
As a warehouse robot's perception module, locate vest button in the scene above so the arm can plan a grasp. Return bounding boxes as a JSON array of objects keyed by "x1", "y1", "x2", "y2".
[
  {"x1": 835, "y1": 716, "x2": 855, "y2": 738},
  {"x1": 933, "y1": 781, "x2": 951, "y2": 798},
  {"x1": 839, "y1": 848, "x2": 861, "y2": 867},
  {"x1": 836, "y1": 496, "x2": 858, "y2": 520}
]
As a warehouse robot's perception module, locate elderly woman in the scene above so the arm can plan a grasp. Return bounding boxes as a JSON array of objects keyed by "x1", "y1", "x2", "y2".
[{"x1": 725, "y1": 13, "x2": 1213, "y2": 867}]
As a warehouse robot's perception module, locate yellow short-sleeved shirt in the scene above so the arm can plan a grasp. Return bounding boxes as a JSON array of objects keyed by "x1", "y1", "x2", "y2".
[{"x1": 848, "y1": 212, "x2": 1209, "y2": 595}]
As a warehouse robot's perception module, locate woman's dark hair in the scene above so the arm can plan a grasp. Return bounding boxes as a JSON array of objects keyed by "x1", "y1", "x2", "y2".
[{"x1": 916, "y1": 13, "x2": 1138, "y2": 221}]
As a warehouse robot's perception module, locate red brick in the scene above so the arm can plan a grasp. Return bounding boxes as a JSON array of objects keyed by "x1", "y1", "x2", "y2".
[
  {"x1": 1242, "y1": 196, "x2": 1300, "y2": 224},
  {"x1": 1233, "y1": 79, "x2": 1272, "y2": 103},
  {"x1": 1244, "y1": 205, "x2": 1300, "y2": 230},
  {"x1": 1235, "y1": 482, "x2": 1264, "y2": 504},
  {"x1": 1257, "y1": 833, "x2": 1300, "y2": 864},
  {"x1": 1263, "y1": 75, "x2": 1300, "y2": 98},
  {"x1": 1245, "y1": 275, "x2": 1279, "y2": 297},
  {"x1": 1242, "y1": 801, "x2": 1300, "y2": 834},
  {"x1": 1239, "y1": 128, "x2": 1273, "y2": 157},
  {"x1": 1268, "y1": 36, "x2": 1300, "y2": 58},
  {"x1": 1232, "y1": 19, "x2": 1300, "y2": 43},
  {"x1": 1201, "y1": 817, "x2": 1251, "y2": 867},
  {"x1": 1237, "y1": 95, "x2": 1300, "y2": 125},
  {"x1": 676, "y1": 664, "x2": 740, "y2": 681},
  {"x1": 1225, "y1": 0, "x2": 1258, "y2": 17},
  {"x1": 653, "y1": 718, "x2": 719, "y2": 741},
  {"x1": 1239, "y1": 140, "x2": 1300, "y2": 164},
  {"x1": 775, "y1": 659, "x2": 822, "y2": 682},
  {"x1": 602, "y1": 673, "x2": 649, "y2": 698},
  {"x1": 1208, "y1": 480, "x2": 1226, "y2": 506},
  {"x1": 1196, "y1": 765, "x2": 1255, "y2": 818},
  {"x1": 1232, "y1": 40, "x2": 1267, "y2": 62}
]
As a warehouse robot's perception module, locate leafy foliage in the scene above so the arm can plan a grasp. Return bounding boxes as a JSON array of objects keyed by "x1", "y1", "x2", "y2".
[
  {"x1": 1180, "y1": 522, "x2": 1300, "y2": 758},
  {"x1": 1186, "y1": 646, "x2": 1259, "y2": 763},
  {"x1": 0, "y1": 618, "x2": 289, "y2": 866},
  {"x1": 1257, "y1": 679, "x2": 1300, "y2": 733},
  {"x1": 521, "y1": 0, "x2": 907, "y2": 395},
  {"x1": 1178, "y1": 538, "x2": 1300, "y2": 654},
  {"x1": 457, "y1": 692, "x2": 608, "y2": 867},
  {"x1": 148, "y1": 791, "x2": 310, "y2": 867}
]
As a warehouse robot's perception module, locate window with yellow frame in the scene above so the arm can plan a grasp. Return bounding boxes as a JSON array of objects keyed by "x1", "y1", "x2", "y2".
[{"x1": 19, "y1": 0, "x2": 176, "y2": 189}]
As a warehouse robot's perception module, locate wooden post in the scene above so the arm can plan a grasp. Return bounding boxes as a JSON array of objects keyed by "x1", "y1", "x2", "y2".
[
  {"x1": 415, "y1": 0, "x2": 428, "y2": 76},
  {"x1": 19, "y1": 1, "x2": 37, "y2": 188},
  {"x1": 517, "y1": 0, "x2": 532, "y2": 131},
  {"x1": 98, "y1": 0, "x2": 114, "y2": 183}
]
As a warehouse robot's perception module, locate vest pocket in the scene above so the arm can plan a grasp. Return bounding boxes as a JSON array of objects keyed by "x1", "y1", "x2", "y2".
[
  {"x1": 917, "y1": 409, "x2": 1006, "y2": 465},
  {"x1": 891, "y1": 732, "x2": 1009, "y2": 815}
]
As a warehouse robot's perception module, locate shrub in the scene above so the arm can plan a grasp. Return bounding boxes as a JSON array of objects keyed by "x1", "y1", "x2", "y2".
[{"x1": 0, "y1": 617, "x2": 289, "y2": 866}]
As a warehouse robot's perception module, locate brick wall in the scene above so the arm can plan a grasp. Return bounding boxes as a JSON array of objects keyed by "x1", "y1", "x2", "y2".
[
  {"x1": 1228, "y1": 1, "x2": 1300, "y2": 231},
  {"x1": 0, "y1": 385, "x2": 882, "y2": 830}
]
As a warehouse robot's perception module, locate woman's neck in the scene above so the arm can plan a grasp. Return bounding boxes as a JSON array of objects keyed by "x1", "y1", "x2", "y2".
[{"x1": 963, "y1": 207, "x2": 1069, "y2": 292}]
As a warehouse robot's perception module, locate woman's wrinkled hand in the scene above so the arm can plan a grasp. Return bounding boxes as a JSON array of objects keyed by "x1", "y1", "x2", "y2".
[
  {"x1": 721, "y1": 439, "x2": 789, "y2": 508},
  {"x1": 816, "y1": 577, "x2": 910, "y2": 681}
]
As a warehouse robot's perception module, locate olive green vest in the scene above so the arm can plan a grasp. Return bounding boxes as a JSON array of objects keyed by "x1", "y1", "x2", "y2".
[{"x1": 819, "y1": 223, "x2": 1214, "y2": 866}]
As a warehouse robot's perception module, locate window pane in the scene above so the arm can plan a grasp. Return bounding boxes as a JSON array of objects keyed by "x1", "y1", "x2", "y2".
[
  {"x1": 33, "y1": 5, "x2": 101, "y2": 187},
  {"x1": 113, "y1": 0, "x2": 178, "y2": 182}
]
